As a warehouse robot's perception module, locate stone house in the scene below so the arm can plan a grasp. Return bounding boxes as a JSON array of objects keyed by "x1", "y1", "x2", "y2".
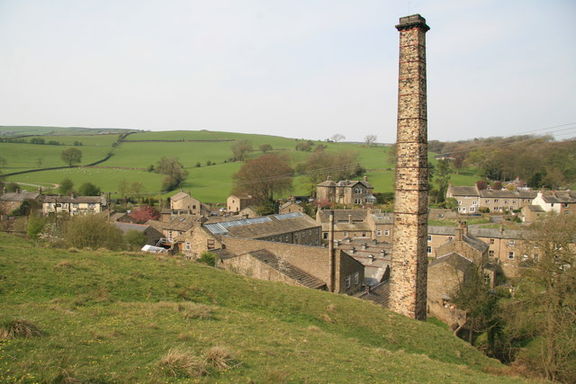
[
  {"x1": 446, "y1": 185, "x2": 536, "y2": 214},
  {"x1": 238, "y1": 207, "x2": 259, "y2": 218},
  {"x1": 279, "y1": 201, "x2": 304, "y2": 215},
  {"x1": 177, "y1": 212, "x2": 321, "y2": 259},
  {"x1": 428, "y1": 225, "x2": 530, "y2": 277},
  {"x1": 41, "y1": 195, "x2": 107, "y2": 216},
  {"x1": 520, "y1": 205, "x2": 546, "y2": 224},
  {"x1": 335, "y1": 238, "x2": 392, "y2": 286},
  {"x1": 0, "y1": 190, "x2": 41, "y2": 214},
  {"x1": 427, "y1": 223, "x2": 494, "y2": 326},
  {"x1": 169, "y1": 192, "x2": 209, "y2": 215},
  {"x1": 316, "y1": 209, "x2": 393, "y2": 243},
  {"x1": 226, "y1": 194, "x2": 256, "y2": 213},
  {"x1": 446, "y1": 186, "x2": 479, "y2": 214},
  {"x1": 215, "y1": 237, "x2": 364, "y2": 295},
  {"x1": 218, "y1": 249, "x2": 327, "y2": 290},
  {"x1": 532, "y1": 190, "x2": 576, "y2": 215},
  {"x1": 316, "y1": 177, "x2": 376, "y2": 206},
  {"x1": 147, "y1": 215, "x2": 205, "y2": 246}
]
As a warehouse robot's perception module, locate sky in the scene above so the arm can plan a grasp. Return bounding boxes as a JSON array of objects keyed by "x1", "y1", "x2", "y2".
[{"x1": 1, "y1": 0, "x2": 575, "y2": 143}]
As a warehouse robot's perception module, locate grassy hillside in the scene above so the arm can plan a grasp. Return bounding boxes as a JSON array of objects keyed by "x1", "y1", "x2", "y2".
[
  {"x1": 1, "y1": 128, "x2": 480, "y2": 202},
  {"x1": 0, "y1": 233, "x2": 537, "y2": 383},
  {"x1": 0, "y1": 126, "x2": 135, "y2": 137}
]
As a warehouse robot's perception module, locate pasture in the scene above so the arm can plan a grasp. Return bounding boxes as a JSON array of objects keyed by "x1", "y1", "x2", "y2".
[{"x1": 1, "y1": 128, "x2": 480, "y2": 203}]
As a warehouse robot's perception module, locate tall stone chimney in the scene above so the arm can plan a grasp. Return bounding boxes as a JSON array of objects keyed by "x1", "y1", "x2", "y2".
[
  {"x1": 389, "y1": 14, "x2": 430, "y2": 320},
  {"x1": 328, "y1": 210, "x2": 336, "y2": 292}
]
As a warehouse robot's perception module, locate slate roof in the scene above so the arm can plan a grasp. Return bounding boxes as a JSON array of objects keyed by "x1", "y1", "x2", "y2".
[
  {"x1": 113, "y1": 222, "x2": 151, "y2": 234},
  {"x1": 204, "y1": 212, "x2": 319, "y2": 239},
  {"x1": 430, "y1": 225, "x2": 527, "y2": 241},
  {"x1": 317, "y1": 179, "x2": 373, "y2": 189},
  {"x1": 247, "y1": 249, "x2": 326, "y2": 289},
  {"x1": 540, "y1": 190, "x2": 576, "y2": 204},
  {"x1": 357, "y1": 280, "x2": 390, "y2": 307},
  {"x1": 0, "y1": 191, "x2": 40, "y2": 202},
  {"x1": 42, "y1": 195, "x2": 106, "y2": 204},
  {"x1": 448, "y1": 186, "x2": 479, "y2": 196},
  {"x1": 170, "y1": 191, "x2": 190, "y2": 202},
  {"x1": 370, "y1": 212, "x2": 394, "y2": 224},
  {"x1": 479, "y1": 189, "x2": 536, "y2": 199},
  {"x1": 430, "y1": 252, "x2": 475, "y2": 271},
  {"x1": 525, "y1": 205, "x2": 545, "y2": 213},
  {"x1": 463, "y1": 234, "x2": 489, "y2": 253},
  {"x1": 146, "y1": 216, "x2": 201, "y2": 232},
  {"x1": 317, "y1": 209, "x2": 368, "y2": 223}
]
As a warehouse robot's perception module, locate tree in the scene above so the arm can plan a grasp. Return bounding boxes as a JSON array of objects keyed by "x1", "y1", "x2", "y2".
[
  {"x1": 364, "y1": 135, "x2": 377, "y2": 146},
  {"x1": 504, "y1": 215, "x2": 576, "y2": 383},
  {"x1": 156, "y1": 157, "x2": 188, "y2": 192},
  {"x1": 300, "y1": 150, "x2": 363, "y2": 185},
  {"x1": 63, "y1": 214, "x2": 123, "y2": 250},
  {"x1": 330, "y1": 134, "x2": 345, "y2": 143},
  {"x1": 59, "y1": 179, "x2": 74, "y2": 195},
  {"x1": 259, "y1": 144, "x2": 273, "y2": 153},
  {"x1": 295, "y1": 140, "x2": 314, "y2": 152},
  {"x1": 78, "y1": 182, "x2": 101, "y2": 196},
  {"x1": 129, "y1": 205, "x2": 160, "y2": 224},
  {"x1": 60, "y1": 148, "x2": 82, "y2": 167},
  {"x1": 233, "y1": 153, "x2": 293, "y2": 202},
  {"x1": 27, "y1": 215, "x2": 46, "y2": 240},
  {"x1": 5, "y1": 182, "x2": 19, "y2": 192},
  {"x1": 434, "y1": 159, "x2": 452, "y2": 204},
  {"x1": 231, "y1": 140, "x2": 253, "y2": 161},
  {"x1": 386, "y1": 144, "x2": 397, "y2": 166}
]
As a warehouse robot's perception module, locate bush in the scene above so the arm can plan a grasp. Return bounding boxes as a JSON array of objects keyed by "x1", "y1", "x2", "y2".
[
  {"x1": 63, "y1": 214, "x2": 123, "y2": 250},
  {"x1": 125, "y1": 230, "x2": 147, "y2": 250},
  {"x1": 78, "y1": 182, "x2": 101, "y2": 196},
  {"x1": 27, "y1": 215, "x2": 46, "y2": 239},
  {"x1": 198, "y1": 252, "x2": 216, "y2": 267},
  {"x1": 0, "y1": 319, "x2": 43, "y2": 339}
]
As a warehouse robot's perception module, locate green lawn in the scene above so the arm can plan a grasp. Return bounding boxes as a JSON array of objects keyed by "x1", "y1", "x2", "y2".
[{"x1": 0, "y1": 233, "x2": 534, "y2": 384}]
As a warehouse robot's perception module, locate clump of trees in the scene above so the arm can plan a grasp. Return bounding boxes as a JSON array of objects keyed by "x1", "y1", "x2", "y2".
[
  {"x1": 59, "y1": 179, "x2": 74, "y2": 195},
  {"x1": 453, "y1": 214, "x2": 576, "y2": 383},
  {"x1": 78, "y1": 182, "x2": 101, "y2": 196},
  {"x1": 63, "y1": 214, "x2": 123, "y2": 250},
  {"x1": 60, "y1": 148, "x2": 82, "y2": 167},
  {"x1": 295, "y1": 139, "x2": 315, "y2": 152},
  {"x1": 295, "y1": 150, "x2": 364, "y2": 185},
  {"x1": 156, "y1": 157, "x2": 188, "y2": 192},
  {"x1": 231, "y1": 140, "x2": 253, "y2": 161},
  {"x1": 232, "y1": 153, "x2": 293, "y2": 203},
  {"x1": 259, "y1": 144, "x2": 272, "y2": 153},
  {"x1": 430, "y1": 136, "x2": 576, "y2": 188}
]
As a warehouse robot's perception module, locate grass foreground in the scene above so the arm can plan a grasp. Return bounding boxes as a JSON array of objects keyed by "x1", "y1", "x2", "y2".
[{"x1": 0, "y1": 233, "x2": 538, "y2": 383}]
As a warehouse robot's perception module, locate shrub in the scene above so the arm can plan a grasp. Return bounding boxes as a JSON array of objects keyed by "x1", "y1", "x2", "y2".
[
  {"x1": 124, "y1": 230, "x2": 147, "y2": 250},
  {"x1": 63, "y1": 214, "x2": 123, "y2": 250},
  {"x1": 203, "y1": 346, "x2": 236, "y2": 371},
  {"x1": 198, "y1": 252, "x2": 216, "y2": 267},
  {"x1": 157, "y1": 348, "x2": 207, "y2": 378},
  {"x1": 27, "y1": 215, "x2": 46, "y2": 240},
  {"x1": 0, "y1": 319, "x2": 43, "y2": 339}
]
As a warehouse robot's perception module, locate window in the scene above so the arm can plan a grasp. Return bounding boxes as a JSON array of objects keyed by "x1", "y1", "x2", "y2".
[
  {"x1": 470, "y1": 207, "x2": 475, "y2": 212},
  {"x1": 376, "y1": 229, "x2": 382, "y2": 236},
  {"x1": 354, "y1": 198, "x2": 362, "y2": 204},
  {"x1": 508, "y1": 251, "x2": 515, "y2": 260},
  {"x1": 361, "y1": 233, "x2": 366, "y2": 237},
  {"x1": 458, "y1": 200, "x2": 462, "y2": 205},
  {"x1": 384, "y1": 230, "x2": 390, "y2": 236},
  {"x1": 489, "y1": 238, "x2": 494, "y2": 244},
  {"x1": 427, "y1": 235, "x2": 432, "y2": 242},
  {"x1": 489, "y1": 250, "x2": 495, "y2": 257},
  {"x1": 427, "y1": 246, "x2": 432, "y2": 254},
  {"x1": 345, "y1": 276, "x2": 351, "y2": 289},
  {"x1": 184, "y1": 242, "x2": 191, "y2": 250},
  {"x1": 353, "y1": 272, "x2": 360, "y2": 285},
  {"x1": 507, "y1": 240, "x2": 516, "y2": 246},
  {"x1": 323, "y1": 233, "x2": 328, "y2": 240},
  {"x1": 448, "y1": 236, "x2": 453, "y2": 241}
]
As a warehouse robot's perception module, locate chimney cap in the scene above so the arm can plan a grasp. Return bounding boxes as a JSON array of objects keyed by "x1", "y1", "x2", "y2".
[{"x1": 396, "y1": 14, "x2": 430, "y2": 32}]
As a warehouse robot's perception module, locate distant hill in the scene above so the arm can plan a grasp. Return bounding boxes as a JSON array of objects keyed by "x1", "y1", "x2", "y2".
[
  {"x1": 0, "y1": 233, "x2": 533, "y2": 383},
  {"x1": 0, "y1": 125, "x2": 138, "y2": 137}
]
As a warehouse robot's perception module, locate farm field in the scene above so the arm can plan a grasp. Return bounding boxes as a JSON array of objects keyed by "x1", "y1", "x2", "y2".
[
  {"x1": 1, "y1": 128, "x2": 481, "y2": 202},
  {"x1": 0, "y1": 233, "x2": 533, "y2": 384}
]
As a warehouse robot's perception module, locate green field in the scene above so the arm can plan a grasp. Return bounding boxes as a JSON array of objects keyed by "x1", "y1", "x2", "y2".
[
  {"x1": 1, "y1": 128, "x2": 481, "y2": 202},
  {"x1": 0, "y1": 233, "x2": 533, "y2": 383}
]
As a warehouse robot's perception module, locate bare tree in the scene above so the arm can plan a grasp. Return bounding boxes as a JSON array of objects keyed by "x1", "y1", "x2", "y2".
[
  {"x1": 364, "y1": 135, "x2": 377, "y2": 146},
  {"x1": 330, "y1": 134, "x2": 345, "y2": 143},
  {"x1": 233, "y1": 153, "x2": 293, "y2": 202}
]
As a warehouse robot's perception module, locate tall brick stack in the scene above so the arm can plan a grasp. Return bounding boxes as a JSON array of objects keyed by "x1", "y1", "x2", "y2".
[{"x1": 389, "y1": 14, "x2": 430, "y2": 320}]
